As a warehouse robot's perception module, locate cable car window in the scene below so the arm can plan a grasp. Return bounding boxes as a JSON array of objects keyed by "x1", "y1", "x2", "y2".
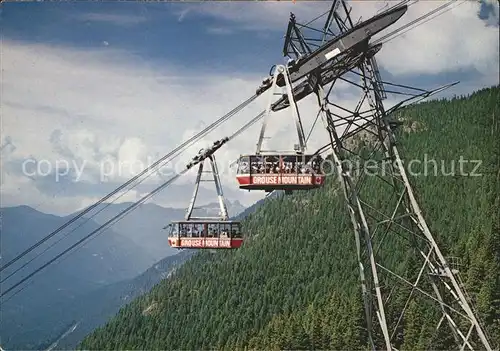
[
  {"x1": 278, "y1": 155, "x2": 293, "y2": 174},
  {"x1": 250, "y1": 156, "x2": 265, "y2": 173},
  {"x1": 231, "y1": 223, "x2": 241, "y2": 238},
  {"x1": 237, "y1": 156, "x2": 249, "y2": 174},
  {"x1": 187, "y1": 223, "x2": 196, "y2": 237},
  {"x1": 179, "y1": 223, "x2": 188, "y2": 237},
  {"x1": 220, "y1": 223, "x2": 231, "y2": 237},
  {"x1": 169, "y1": 224, "x2": 179, "y2": 236},
  {"x1": 208, "y1": 223, "x2": 219, "y2": 237},
  {"x1": 192, "y1": 223, "x2": 203, "y2": 237},
  {"x1": 311, "y1": 156, "x2": 320, "y2": 173},
  {"x1": 263, "y1": 156, "x2": 271, "y2": 173}
]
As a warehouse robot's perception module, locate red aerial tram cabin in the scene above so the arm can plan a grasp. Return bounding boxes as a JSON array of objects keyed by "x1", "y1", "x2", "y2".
[
  {"x1": 236, "y1": 154, "x2": 326, "y2": 192},
  {"x1": 167, "y1": 220, "x2": 243, "y2": 249},
  {"x1": 236, "y1": 63, "x2": 327, "y2": 194},
  {"x1": 166, "y1": 143, "x2": 244, "y2": 250}
]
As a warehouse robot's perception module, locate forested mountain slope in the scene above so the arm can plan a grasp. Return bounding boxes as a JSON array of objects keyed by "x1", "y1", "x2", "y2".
[{"x1": 80, "y1": 86, "x2": 500, "y2": 350}]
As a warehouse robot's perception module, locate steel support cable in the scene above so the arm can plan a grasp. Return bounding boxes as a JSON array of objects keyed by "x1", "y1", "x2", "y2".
[
  {"x1": 381, "y1": 0, "x2": 417, "y2": 16},
  {"x1": 0, "y1": 94, "x2": 257, "y2": 274},
  {"x1": 1, "y1": 98, "x2": 256, "y2": 284},
  {"x1": 0, "y1": 170, "x2": 186, "y2": 300},
  {"x1": 1, "y1": 109, "x2": 267, "y2": 287},
  {"x1": 2, "y1": 0, "x2": 460, "y2": 290},
  {"x1": 310, "y1": 79, "x2": 454, "y2": 159},
  {"x1": 351, "y1": 0, "x2": 415, "y2": 27},
  {"x1": 0, "y1": 113, "x2": 238, "y2": 286},
  {"x1": 378, "y1": 1, "x2": 465, "y2": 46},
  {"x1": 0, "y1": 108, "x2": 266, "y2": 301}
]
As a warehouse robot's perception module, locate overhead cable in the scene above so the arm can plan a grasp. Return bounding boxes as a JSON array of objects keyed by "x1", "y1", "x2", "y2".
[
  {"x1": 373, "y1": 0, "x2": 463, "y2": 45},
  {"x1": 0, "y1": 94, "x2": 257, "y2": 274}
]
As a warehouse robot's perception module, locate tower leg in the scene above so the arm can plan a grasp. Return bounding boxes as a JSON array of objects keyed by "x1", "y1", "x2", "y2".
[
  {"x1": 311, "y1": 56, "x2": 493, "y2": 349},
  {"x1": 278, "y1": 1, "x2": 492, "y2": 348}
]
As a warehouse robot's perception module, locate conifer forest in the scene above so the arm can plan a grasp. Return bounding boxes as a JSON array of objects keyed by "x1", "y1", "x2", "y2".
[{"x1": 79, "y1": 86, "x2": 500, "y2": 350}]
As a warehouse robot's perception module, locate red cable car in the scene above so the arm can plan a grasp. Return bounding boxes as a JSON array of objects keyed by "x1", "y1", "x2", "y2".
[
  {"x1": 236, "y1": 154, "x2": 325, "y2": 192},
  {"x1": 236, "y1": 64, "x2": 326, "y2": 193},
  {"x1": 167, "y1": 147, "x2": 244, "y2": 250},
  {"x1": 167, "y1": 221, "x2": 243, "y2": 249}
]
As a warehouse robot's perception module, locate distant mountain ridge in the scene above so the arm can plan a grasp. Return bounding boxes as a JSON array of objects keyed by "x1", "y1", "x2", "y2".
[{"x1": 79, "y1": 86, "x2": 500, "y2": 350}]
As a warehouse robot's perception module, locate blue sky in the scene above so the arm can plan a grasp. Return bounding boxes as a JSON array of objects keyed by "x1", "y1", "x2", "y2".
[
  {"x1": 2, "y1": 2, "x2": 289, "y2": 74},
  {"x1": 3, "y1": 2, "x2": 497, "y2": 82},
  {"x1": 1, "y1": 1, "x2": 499, "y2": 215}
]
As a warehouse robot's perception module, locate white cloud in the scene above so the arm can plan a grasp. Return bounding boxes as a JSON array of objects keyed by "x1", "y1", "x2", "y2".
[
  {"x1": 1, "y1": 39, "x2": 360, "y2": 215},
  {"x1": 0, "y1": 41, "x2": 272, "y2": 214},
  {"x1": 2, "y1": 0, "x2": 498, "y2": 216},
  {"x1": 369, "y1": 1, "x2": 499, "y2": 79}
]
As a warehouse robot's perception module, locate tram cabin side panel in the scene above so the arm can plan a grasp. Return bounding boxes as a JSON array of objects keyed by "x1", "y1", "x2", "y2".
[{"x1": 236, "y1": 154, "x2": 326, "y2": 190}]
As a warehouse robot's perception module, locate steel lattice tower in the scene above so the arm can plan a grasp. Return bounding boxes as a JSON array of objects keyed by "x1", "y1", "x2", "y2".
[{"x1": 280, "y1": 1, "x2": 494, "y2": 349}]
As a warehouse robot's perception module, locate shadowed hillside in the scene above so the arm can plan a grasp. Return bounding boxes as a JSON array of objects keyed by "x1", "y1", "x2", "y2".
[
  {"x1": 40, "y1": 251, "x2": 194, "y2": 350},
  {"x1": 79, "y1": 86, "x2": 500, "y2": 350}
]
